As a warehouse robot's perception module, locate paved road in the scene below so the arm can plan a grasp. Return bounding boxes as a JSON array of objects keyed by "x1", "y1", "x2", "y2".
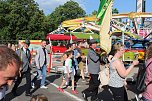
[{"x1": 6, "y1": 69, "x2": 140, "y2": 101}]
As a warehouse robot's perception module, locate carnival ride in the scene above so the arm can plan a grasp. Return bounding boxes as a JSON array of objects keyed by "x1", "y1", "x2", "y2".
[
  {"x1": 58, "y1": 12, "x2": 152, "y2": 39},
  {"x1": 47, "y1": 0, "x2": 152, "y2": 62},
  {"x1": 48, "y1": 12, "x2": 152, "y2": 61},
  {"x1": 45, "y1": 0, "x2": 152, "y2": 74}
]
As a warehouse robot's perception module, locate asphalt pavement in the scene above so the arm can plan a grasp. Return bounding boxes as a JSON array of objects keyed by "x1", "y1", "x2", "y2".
[{"x1": 5, "y1": 68, "x2": 140, "y2": 101}]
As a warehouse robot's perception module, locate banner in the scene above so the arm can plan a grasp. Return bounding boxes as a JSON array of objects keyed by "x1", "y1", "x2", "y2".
[
  {"x1": 96, "y1": 0, "x2": 112, "y2": 25},
  {"x1": 98, "y1": 0, "x2": 113, "y2": 54}
]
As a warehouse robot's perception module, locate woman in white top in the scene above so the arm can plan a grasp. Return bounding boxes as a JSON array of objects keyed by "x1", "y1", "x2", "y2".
[{"x1": 108, "y1": 42, "x2": 139, "y2": 101}]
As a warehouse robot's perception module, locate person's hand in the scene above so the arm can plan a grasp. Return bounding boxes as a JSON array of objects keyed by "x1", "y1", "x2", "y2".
[
  {"x1": 19, "y1": 67, "x2": 22, "y2": 77},
  {"x1": 39, "y1": 75, "x2": 42, "y2": 79},
  {"x1": 47, "y1": 65, "x2": 50, "y2": 69},
  {"x1": 37, "y1": 66, "x2": 40, "y2": 69},
  {"x1": 19, "y1": 71, "x2": 22, "y2": 77},
  {"x1": 132, "y1": 60, "x2": 139, "y2": 66}
]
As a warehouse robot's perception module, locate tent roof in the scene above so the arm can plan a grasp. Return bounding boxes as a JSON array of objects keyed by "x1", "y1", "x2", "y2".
[{"x1": 46, "y1": 34, "x2": 77, "y2": 40}]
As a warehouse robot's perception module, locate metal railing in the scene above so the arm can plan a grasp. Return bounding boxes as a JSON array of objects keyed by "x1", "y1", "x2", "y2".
[{"x1": 50, "y1": 53, "x2": 88, "y2": 75}]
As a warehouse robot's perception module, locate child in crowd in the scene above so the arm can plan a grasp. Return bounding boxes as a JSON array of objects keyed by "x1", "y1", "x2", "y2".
[
  {"x1": 61, "y1": 52, "x2": 69, "y2": 86},
  {"x1": 30, "y1": 94, "x2": 48, "y2": 101},
  {"x1": 57, "y1": 51, "x2": 78, "y2": 94}
]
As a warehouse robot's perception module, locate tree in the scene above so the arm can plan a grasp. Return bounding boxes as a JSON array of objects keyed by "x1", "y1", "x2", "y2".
[
  {"x1": 0, "y1": 0, "x2": 49, "y2": 40},
  {"x1": 92, "y1": 10, "x2": 97, "y2": 15},
  {"x1": 91, "y1": 8, "x2": 119, "y2": 16},
  {"x1": 48, "y1": 0, "x2": 86, "y2": 31},
  {"x1": 112, "y1": 8, "x2": 119, "y2": 14}
]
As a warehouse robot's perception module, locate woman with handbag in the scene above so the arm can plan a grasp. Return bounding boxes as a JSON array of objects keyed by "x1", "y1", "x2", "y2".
[
  {"x1": 108, "y1": 42, "x2": 139, "y2": 101},
  {"x1": 142, "y1": 44, "x2": 152, "y2": 101}
]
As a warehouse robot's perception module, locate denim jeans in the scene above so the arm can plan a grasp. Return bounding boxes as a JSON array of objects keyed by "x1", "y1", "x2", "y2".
[
  {"x1": 143, "y1": 97, "x2": 152, "y2": 101},
  {"x1": 37, "y1": 65, "x2": 47, "y2": 86}
]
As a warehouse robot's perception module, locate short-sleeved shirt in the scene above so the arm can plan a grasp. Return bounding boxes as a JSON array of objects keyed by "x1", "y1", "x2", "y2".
[{"x1": 64, "y1": 58, "x2": 72, "y2": 73}]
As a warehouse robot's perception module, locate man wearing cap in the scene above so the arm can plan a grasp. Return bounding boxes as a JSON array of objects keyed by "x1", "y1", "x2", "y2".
[
  {"x1": 12, "y1": 42, "x2": 32, "y2": 96},
  {"x1": 82, "y1": 39, "x2": 101, "y2": 101}
]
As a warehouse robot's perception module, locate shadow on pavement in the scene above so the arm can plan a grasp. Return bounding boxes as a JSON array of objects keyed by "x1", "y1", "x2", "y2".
[
  {"x1": 5, "y1": 84, "x2": 27, "y2": 101},
  {"x1": 5, "y1": 74, "x2": 61, "y2": 101},
  {"x1": 46, "y1": 74, "x2": 61, "y2": 83},
  {"x1": 31, "y1": 74, "x2": 61, "y2": 94}
]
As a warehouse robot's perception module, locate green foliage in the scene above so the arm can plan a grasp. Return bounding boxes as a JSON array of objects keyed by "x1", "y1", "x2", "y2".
[
  {"x1": 0, "y1": 0, "x2": 86, "y2": 40},
  {"x1": 0, "y1": 0, "x2": 50, "y2": 40},
  {"x1": 91, "y1": 8, "x2": 119, "y2": 16},
  {"x1": 92, "y1": 10, "x2": 98, "y2": 15},
  {"x1": 112, "y1": 8, "x2": 119, "y2": 14},
  {"x1": 48, "y1": 0, "x2": 86, "y2": 31},
  {"x1": 16, "y1": 31, "x2": 45, "y2": 40}
]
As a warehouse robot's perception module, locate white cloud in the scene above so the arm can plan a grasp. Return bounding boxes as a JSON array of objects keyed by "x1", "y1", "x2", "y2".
[{"x1": 34, "y1": 0, "x2": 85, "y2": 15}]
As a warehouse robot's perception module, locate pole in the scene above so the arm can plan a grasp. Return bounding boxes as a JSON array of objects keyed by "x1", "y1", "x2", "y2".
[
  {"x1": 141, "y1": 0, "x2": 146, "y2": 26},
  {"x1": 48, "y1": 37, "x2": 52, "y2": 73},
  {"x1": 122, "y1": 31, "x2": 125, "y2": 61}
]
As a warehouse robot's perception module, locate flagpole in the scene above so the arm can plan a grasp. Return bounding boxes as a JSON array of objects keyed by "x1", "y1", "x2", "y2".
[{"x1": 48, "y1": 37, "x2": 52, "y2": 73}]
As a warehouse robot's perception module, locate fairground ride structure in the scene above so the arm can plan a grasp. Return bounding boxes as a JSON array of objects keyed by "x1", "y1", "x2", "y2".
[{"x1": 50, "y1": 12, "x2": 152, "y2": 39}]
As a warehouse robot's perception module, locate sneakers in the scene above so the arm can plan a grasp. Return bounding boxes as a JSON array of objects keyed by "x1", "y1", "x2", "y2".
[
  {"x1": 31, "y1": 83, "x2": 35, "y2": 89},
  {"x1": 40, "y1": 85, "x2": 48, "y2": 89},
  {"x1": 82, "y1": 92, "x2": 88, "y2": 101},
  {"x1": 135, "y1": 94, "x2": 142, "y2": 101},
  {"x1": 57, "y1": 87, "x2": 64, "y2": 92},
  {"x1": 72, "y1": 90, "x2": 78, "y2": 94}
]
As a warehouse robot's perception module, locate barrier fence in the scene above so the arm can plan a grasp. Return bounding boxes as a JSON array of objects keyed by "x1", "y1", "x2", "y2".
[{"x1": 50, "y1": 53, "x2": 88, "y2": 76}]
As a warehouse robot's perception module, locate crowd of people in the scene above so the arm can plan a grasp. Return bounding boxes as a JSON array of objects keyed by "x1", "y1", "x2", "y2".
[{"x1": 0, "y1": 39, "x2": 152, "y2": 101}]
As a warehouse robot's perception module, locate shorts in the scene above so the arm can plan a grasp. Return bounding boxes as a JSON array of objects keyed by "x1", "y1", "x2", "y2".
[
  {"x1": 63, "y1": 72, "x2": 74, "y2": 80},
  {"x1": 78, "y1": 61, "x2": 84, "y2": 70}
]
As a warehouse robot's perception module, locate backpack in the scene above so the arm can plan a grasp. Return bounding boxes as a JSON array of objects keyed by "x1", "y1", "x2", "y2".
[
  {"x1": 136, "y1": 61, "x2": 152, "y2": 93},
  {"x1": 98, "y1": 64, "x2": 110, "y2": 89}
]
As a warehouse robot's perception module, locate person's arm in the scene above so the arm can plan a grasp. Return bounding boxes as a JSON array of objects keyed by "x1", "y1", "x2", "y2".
[
  {"x1": 35, "y1": 48, "x2": 40, "y2": 69},
  {"x1": 114, "y1": 60, "x2": 139, "y2": 78},
  {"x1": 16, "y1": 49, "x2": 20, "y2": 56},
  {"x1": 108, "y1": 55, "x2": 113, "y2": 62},
  {"x1": 46, "y1": 49, "x2": 50, "y2": 66},
  {"x1": 16, "y1": 49, "x2": 23, "y2": 76},
  {"x1": 65, "y1": 60, "x2": 70, "y2": 78},
  {"x1": 75, "y1": 52, "x2": 81, "y2": 59}
]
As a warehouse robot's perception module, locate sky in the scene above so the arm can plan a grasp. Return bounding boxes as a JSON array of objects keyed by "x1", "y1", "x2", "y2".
[{"x1": 34, "y1": 0, "x2": 152, "y2": 15}]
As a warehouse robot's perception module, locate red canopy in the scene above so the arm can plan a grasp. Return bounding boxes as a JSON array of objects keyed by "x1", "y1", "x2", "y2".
[{"x1": 46, "y1": 34, "x2": 77, "y2": 40}]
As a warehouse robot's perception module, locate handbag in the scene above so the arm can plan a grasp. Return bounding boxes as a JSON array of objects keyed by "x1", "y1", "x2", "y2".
[
  {"x1": 98, "y1": 64, "x2": 110, "y2": 88},
  {"x1": 98, "y1": 58, "x2": 118, "y2": 89}
]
